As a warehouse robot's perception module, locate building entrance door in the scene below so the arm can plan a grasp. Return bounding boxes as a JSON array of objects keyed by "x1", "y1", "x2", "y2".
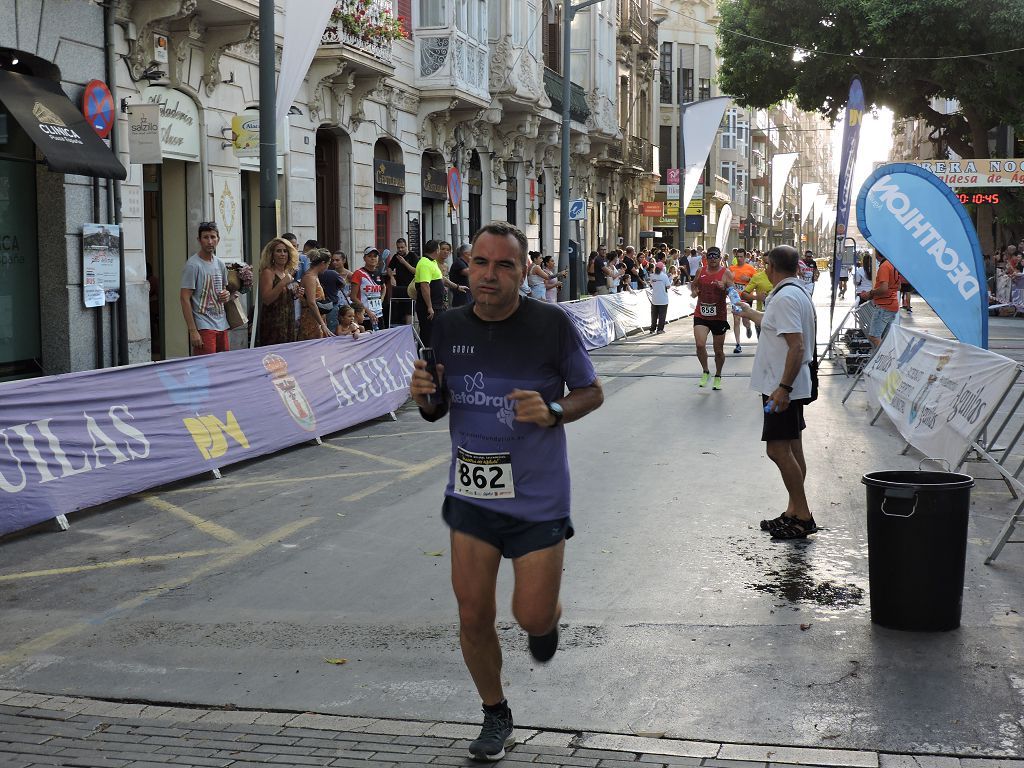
[{"x1": 0, "y1": 154, "x2": 40, "y2": 380}]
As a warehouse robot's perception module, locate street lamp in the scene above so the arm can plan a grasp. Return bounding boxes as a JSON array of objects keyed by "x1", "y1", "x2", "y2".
[
  {"x1": 258, "y1": 0, "x2": 278, "y2": 247},
  {"x1": 559, "y1": 0, "x2": 603, "y2": 300}
]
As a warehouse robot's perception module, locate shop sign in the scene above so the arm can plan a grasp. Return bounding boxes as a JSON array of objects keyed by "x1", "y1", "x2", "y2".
[
  {"x1": 639, "y1": 202, "x2": 664, "y2": 217},
  {"x1": 467, "y1": 169, "x2": 482, "y2": 195},
  {"x1": 907, "y1": 158, "x2": 1024, "y2": 188},
  {"x1": 127, "y1": 103, "x2": 162, "y2": 165},
  {"x1": 140, "y1": 86, "x2": 201, "y2": 162},
  {"x1": 422, "y1": 166, "x2": 447, "y2": 200},
  {"x1": 231, "y1": 111, "x2": 259, "y2": 157},
  {"x1": 665, "y1": 200, "x2": 680, "y2": 216},
  {"x1": 656, "y1": 215, "x2": 678, "y2": 228},
  {"x1": 375, "y1": 160, "x2": 406, "y2": 194}
]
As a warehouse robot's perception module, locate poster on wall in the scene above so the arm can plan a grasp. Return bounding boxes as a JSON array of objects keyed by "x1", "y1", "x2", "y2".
[
  {"x1": 82, "y1": 223, "x2": 122, "y2": 305},
  {"x1": 211, "y1": 172, "x2": 244, "y2": 264}
]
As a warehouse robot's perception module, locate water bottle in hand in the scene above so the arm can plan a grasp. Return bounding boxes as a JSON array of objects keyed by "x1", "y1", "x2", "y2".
[{"x1": 728, "y1": 286, "x2": 743, "y2": 313}]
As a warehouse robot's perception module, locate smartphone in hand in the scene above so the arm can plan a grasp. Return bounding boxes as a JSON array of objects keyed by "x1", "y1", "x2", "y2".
[{"x1": 421, "y1": 347, "x2": 443, "y2": 406}]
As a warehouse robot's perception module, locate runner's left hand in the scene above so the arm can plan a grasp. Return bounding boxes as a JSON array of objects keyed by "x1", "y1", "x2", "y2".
[{"x1": 507, "y1": 389, "x2": 554, "y2": 426}]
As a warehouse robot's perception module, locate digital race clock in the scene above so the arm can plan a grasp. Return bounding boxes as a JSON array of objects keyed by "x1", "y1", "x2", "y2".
[{"x1": 957, "y1": 192, "x2": 1001, "y2": 205}]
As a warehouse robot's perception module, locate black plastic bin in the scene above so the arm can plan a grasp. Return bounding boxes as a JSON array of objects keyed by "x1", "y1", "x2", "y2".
[{"x1": 862, "y1": 470, "x2": 974, "y2": 631}]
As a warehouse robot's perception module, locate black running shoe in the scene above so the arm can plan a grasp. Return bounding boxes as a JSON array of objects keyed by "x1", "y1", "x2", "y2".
[
  {"x1": 528, "y1": 624, "x2": 559, "y2": 663},
  {"x1": 469, "y1": 704, "x2": 515, "y2": 761}
]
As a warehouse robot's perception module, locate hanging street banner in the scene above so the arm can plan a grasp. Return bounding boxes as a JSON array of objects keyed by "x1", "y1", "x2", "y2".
[
  {"x1": 857, "y1": 163, "x2": 988, "y2": 348},
  {"x1": 715, "y1": 204, "x2": 733, "y2": 251},
  {"x1": 831, "y1": 76, "x2": 866, "y2": 324},
  {"x1": 903, "y1": 158, "x2": 1024, "y2": 187},
  {"x1": 0, "y1": 327, "x2": 418, "y2": 537},
  {"x1": 801, "y1": 182, "x2": 820, "y2": 223},
  {"x1": 770, "y1": 153, "x2": 798, "y2": 216},
  {"x1": 864, "y1": 325, "x2": 1018, "y2": 469},
  {"x1": 678, "y1": 97, "x2": 731, "y2": 246}
]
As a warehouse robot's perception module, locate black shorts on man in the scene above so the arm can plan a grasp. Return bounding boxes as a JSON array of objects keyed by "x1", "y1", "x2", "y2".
[
  {"x1": 761, "y1": 394, "x2": 808, "y2": 442},
  {"x1": 443, "y1": 496, "x2": 574, "y2": 559},
  {"x1": 694, "y1": 318, "x2": 731, "y2": 336}
]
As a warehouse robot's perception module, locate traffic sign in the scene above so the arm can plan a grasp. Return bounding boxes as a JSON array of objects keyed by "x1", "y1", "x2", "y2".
[
  {"x1": 447, "y1": 167, "x2": 462, "y2": 207},
  {"x1": 83, "y1": 80, "x2": 115, "y2": 139},
  {"x1": 568, "y1": 199, "x2": 586, "y2": 220}
]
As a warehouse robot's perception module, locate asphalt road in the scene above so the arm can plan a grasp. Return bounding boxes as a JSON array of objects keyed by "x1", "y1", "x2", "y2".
[{"x1": 1, "y1": 290, "x2": 1022, "y2": 757}]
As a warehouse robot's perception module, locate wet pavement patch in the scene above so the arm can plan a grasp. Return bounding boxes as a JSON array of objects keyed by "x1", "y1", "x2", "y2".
[{"x1": 735, "y1": 537, "x2": 867, "y2": 610}]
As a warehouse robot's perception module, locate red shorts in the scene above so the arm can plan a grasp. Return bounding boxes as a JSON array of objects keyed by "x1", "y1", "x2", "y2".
[{"x1": 192, "y1": 329, "x2": 230, "y2": 355}]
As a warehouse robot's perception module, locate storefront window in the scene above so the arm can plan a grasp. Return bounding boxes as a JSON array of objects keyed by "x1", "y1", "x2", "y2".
[{"x1": 0, "y1": 108, "x2": 40, "y2": 379}]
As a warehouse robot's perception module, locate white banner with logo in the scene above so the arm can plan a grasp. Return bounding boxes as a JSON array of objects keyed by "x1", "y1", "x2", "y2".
[
  {"x1": 864, "y1": 325, "x2": 1019, "y2": 468},
  {"x1": 211, "y1": 171, "x2": 244, "y2": 264},
  {"x1": 126, "y1": 103, "x2": 161, "y2": 164},
  {"x1": 560, "y1": 288, "x2": 697, "y2": 350}
]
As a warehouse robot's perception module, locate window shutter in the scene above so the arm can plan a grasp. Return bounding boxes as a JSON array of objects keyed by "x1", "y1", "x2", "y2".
[{"x1": 397, "y1": 0, "x2": 411, "y2": 36}]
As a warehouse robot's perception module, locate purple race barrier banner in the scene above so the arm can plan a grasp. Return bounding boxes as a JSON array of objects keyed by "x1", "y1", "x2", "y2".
[{"x1": 0, "y1": 326, "x2": 418, "y2": 536}]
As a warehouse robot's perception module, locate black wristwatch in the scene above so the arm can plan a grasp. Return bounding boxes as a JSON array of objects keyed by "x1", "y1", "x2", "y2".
[
  {"x1": 546, "y1": 401, "x2": 564, "y2": 428},
  {"x1": 778, "y1": 383, "x2": 794, "y2": 393}
]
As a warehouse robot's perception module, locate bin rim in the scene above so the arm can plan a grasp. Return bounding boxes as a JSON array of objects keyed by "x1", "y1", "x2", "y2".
[{"x1": 861, "y1": 469, "x2": 974, "y2": 490}]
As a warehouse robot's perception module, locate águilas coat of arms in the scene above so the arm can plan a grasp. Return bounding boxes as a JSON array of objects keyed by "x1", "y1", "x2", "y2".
[{"x1": 262, "y1": 353, "x2": 317, "y2": 432}]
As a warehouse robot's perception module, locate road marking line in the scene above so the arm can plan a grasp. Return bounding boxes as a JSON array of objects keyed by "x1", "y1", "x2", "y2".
[
  {"x1": 0, "y1": 549, "x2": 228, "y2": 583},
  {"x1": 332, "y1": 429, "x2": 449, "y2": 440},
  {"x1": 322, "y1": 443, "x2": 411, "y2": 469},
  {"x1": 342, "y1": 453, "x2": 449, "y2": 502},
  {"x1": 0, "y1": 518, "x2": 318, "y2": 671},
  {"x1": 141, "y1": 496, "x2": 246, "y2": 545},
  {"x1": 157, "y1": 468, "x2": 404, "y2": 494},
  {"x1": 622, "y1": 356, "x2": 655, "y2": 373}
]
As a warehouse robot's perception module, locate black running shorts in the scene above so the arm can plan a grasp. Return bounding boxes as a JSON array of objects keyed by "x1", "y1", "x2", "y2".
[
  {"x1": 442, "y1": 496, "x2": 574, "y2": 559},
  {"x1": 694, "y1": 318, "x2": 731, "y2": 336},
  {"x1": 761, "y1": 394, "x2": 808, "y2": 442}
]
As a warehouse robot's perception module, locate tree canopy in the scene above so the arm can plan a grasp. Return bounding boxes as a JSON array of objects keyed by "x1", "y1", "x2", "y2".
[{"x1": 716, "y1": 0, "x2": 1024, "y2": 157}]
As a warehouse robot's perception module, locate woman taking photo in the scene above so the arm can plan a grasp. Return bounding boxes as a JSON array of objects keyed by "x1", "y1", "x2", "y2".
[
  {"x1": 298, "y1": 250, "x2": 334, "y2": 340},
  {"x1": 542, "y1": 254, "x2": 566, "y2": 303},
  {"x1": 256, "y1": 237, "x2": 300, "y2": 346}
]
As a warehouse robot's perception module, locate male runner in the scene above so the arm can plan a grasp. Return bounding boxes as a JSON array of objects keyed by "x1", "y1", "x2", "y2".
[
  {"x1": 691, "y1": 246, "x2": 734, "y2": 390},
  {"x1": 410, "y1": 221, "x2": 604, "y2": 762},
  {"x1": 729, "y1": 248, "x2": 757, "y2": 353}
]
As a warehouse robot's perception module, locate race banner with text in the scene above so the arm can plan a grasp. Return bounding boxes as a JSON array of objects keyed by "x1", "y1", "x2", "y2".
[
  {"x1": 0, "y1": 326, "x2": 417, "y2": 536},
  {"x1": 863, "y1": 325, "x2": 1018, "y2": 469},
  {"x1": 561, "y1": 290, "x2": 696, "y2": 350}
]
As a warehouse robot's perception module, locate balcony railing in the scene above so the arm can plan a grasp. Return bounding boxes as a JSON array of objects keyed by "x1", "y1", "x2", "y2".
[
  {"x1": 628, "y1": 135, "x2": 653, "y2": 171},
  {"x1": 320, "y1": 0, "x2": 396, "y2": 65},
  {"x1": 543, "y1": 68, "x2": 591, "y2": 124}
]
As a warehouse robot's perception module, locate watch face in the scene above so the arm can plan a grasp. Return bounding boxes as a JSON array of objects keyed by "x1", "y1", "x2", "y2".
[{"x1": 549, "y1": 402, "x2": 564, "y2": 416}]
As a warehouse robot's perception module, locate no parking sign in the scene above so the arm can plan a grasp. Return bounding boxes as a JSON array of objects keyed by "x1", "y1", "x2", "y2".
[{"x1": 83, "y1": 80, "x2": 115, "y2": 139}]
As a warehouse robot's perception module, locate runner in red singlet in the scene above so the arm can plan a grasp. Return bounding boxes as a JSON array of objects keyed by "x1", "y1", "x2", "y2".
[{"x1": 690, "y1": 246, "x2": 734, "y2": 390}]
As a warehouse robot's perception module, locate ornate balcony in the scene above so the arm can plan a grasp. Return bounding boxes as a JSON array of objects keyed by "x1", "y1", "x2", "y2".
[
  {"x1": 543, "y1": 68, "x2": 591, "y2": 124},
  {"x1": 628, "y1": 135, "x2": 653, "y2": 172},
  {"x1": 417, "y1": 32, "x2": 490, "y2": 103},
  {"x1": 320, "y1": 0, "x2": 399, "y2": 66}
]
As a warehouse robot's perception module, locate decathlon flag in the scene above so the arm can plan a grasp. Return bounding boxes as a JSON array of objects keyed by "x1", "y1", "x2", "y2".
[
  {"x1": 276, "y1": 0, "x2": 336, "y2": 125},
  {"x1": 801, "y1": 182, "x2": 819, "y2": 223},
  {"x1": 716, "y1": 204, "x2": 733, "y2": 251},
  {"x1": 831, "y1": 77, "x2": 866, "y2": 323},
  {"x1": 834, "y1": 77, "x2": 865, "y2": 242},
  {"x1": 680, "y1": 97, "x2": 731, "y2": 211},
  {"x1": 770, "y1": 153, "x2": 798, "y2": 216},
  {"x1": 857, "y1": 163, "x2": 988, "y2": 348}
]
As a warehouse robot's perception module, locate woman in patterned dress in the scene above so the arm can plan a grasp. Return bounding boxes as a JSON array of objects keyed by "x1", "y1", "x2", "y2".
[{"x1": 256, "y1": 237, "x2": 299, "y2": 346}]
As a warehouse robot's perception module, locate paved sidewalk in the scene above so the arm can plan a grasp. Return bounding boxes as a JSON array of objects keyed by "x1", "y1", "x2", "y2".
[{"x1": 0, "y1": 691, "x2": 1020, "y2": 768}]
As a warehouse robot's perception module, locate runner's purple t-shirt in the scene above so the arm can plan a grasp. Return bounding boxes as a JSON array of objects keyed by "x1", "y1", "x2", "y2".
[{"x1": 431, "y1": 298, "x2": 597, "y2": 522}]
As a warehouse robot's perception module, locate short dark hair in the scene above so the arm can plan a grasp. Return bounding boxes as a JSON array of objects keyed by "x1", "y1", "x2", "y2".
[
  {"x1": 281, "y1": 232, "x2": 297, "y2": 242},
  {"x1": 198, "y1": 221, "x2": 218, "y2": 236},
  {"x1": 423, "y1": 239, "x2": 440, "y2": 256},
  {"x1": 396, "y1": 237, "x2": 407, "y2": 245},
  {"x1": 471, "y1": 221, "x2": 529, "y2": 267},
  {"x1": 767, "y1": 245, "x2": 800, "y2": 274},
  {"x1": 303, "y1": 239, "x2": 319, "y2": 250}
]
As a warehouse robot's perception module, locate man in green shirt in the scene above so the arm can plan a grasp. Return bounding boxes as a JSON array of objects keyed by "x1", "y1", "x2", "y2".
[
  {"x1": 415, "y1": 239, "x2": 467, "y2": 346},
  {"x1": 740, "y1": 268, "x2": 774, "y2": 338}
]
